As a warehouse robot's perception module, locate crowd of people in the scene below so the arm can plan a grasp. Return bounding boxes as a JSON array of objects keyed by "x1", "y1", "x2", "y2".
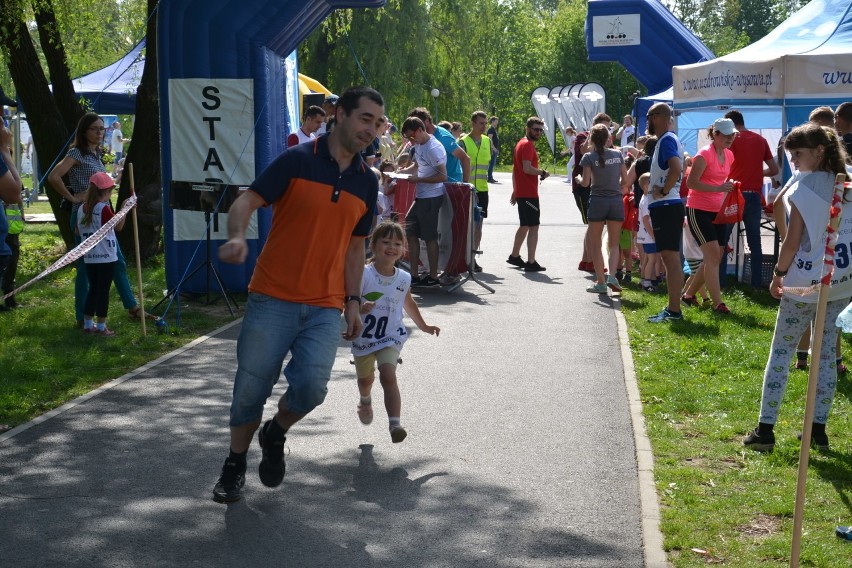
[
  {"x1": 560, "y1": 102, "x2": 852, "y2": 456},
  {"x1": 5, "y1": 83, "x2": 852, "y2": 506}
]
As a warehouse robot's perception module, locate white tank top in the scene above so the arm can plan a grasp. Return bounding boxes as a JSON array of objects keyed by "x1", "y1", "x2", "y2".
[
  {"x1": 77, "y1": 201, "x2": 118, "y2": 264},
  {"x1": 351, "y1": 264, "x2": 411, "y2": 356},
  {"x1": 783, "y1": 171, "x2": 852, "y2": 302}
]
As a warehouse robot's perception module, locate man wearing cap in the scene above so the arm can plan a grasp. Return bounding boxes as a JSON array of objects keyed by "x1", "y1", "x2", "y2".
[
  {"x1": 316, "y1": 94, "x2": 339, "y2": 135},
  {"x1": 645, "y1": 103, "x2": 686, "y2": 323},
  {"x1": 723, "y1": 110, "x2": 779, "y2": 289}
]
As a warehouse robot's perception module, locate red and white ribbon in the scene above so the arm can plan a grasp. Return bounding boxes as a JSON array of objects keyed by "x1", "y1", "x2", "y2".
[{"x1": 2, "y1": 195, "x2": 138, "y2": 301}]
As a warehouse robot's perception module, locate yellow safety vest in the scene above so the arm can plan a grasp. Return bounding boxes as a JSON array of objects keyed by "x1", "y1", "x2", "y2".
[
  {"x1": 4, "y1": 203, "x2": 22, "y2": 235},
  {"x1": 460, "y1": 134, "x2": 491, "y2": 193}
]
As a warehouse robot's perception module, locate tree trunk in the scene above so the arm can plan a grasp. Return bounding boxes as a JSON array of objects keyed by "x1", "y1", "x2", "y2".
[
  {"x1": 117, "y1": 0, "x2": 161, "y2": 262},
  {"x1": 0, "y1": 0, "x2": 80, "y2": 246}
]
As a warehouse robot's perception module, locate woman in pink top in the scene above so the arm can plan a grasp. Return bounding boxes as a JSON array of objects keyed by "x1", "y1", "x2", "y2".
[{"x1": 682, "y1": 118, "x2": 736, "y2": 313}]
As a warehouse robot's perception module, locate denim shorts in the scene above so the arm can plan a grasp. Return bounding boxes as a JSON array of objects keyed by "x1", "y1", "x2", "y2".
[{"x1": 229, "y1": 293, "x2": 342, "y2": 426}]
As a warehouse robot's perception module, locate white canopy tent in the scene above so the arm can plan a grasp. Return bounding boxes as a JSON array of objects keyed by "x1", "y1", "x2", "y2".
[{"x1": 672, "y1": 0, "x2": 852, "y2": 155}]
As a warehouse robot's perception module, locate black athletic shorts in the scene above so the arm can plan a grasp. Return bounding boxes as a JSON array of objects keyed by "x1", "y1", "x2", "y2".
[
  {"x1": 516, "y1": 197, "x2": 541, "y2": 227},
  {"x1": 687, "y1": 207, "x2": 726, "y2": 247},
  {"x1": 648, "y1": 200, "x2": 685, "y2": 252}
]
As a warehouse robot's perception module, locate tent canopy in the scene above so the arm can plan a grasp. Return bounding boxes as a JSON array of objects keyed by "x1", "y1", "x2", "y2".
[
  {"x1": 585, "y1": 0, "x2": 713, "y2": 95},
  {"x1": 65, "y1": 40, "x2": 333, "y2": 117},
  {"x1": 672, "y1": 0, "x2": 852, "y2": 126},
  {"x1": 65, "y1": 40, "x2": 145, "y2": 115}
]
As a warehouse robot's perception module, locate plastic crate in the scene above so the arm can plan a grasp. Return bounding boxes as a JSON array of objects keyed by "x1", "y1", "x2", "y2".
[{"x1": 742, "y1": 253, "x2": 775, "y2": 286}]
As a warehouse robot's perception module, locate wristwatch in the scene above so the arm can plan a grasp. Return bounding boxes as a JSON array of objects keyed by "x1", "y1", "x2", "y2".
[
  {"x1": 773, "y1": 265, "x2": 788, "y2": 277},
  {"x1": 344, "y1": 295, "x2": 362, "y2": 305}
]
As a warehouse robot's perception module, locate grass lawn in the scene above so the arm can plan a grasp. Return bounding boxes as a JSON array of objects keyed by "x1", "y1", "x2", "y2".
[
  {"x1": 621, "y1": 281, "x2": 852, "y2": 566},
  {"x1": 1, "y1": 203, "x2": 241, "y2": 430}
]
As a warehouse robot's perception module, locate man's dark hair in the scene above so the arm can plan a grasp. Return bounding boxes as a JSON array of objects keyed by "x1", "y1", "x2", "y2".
[
  {"x1": 724, "y1": 110, "x2": 745, "y2": 127},
  {"x1": 304, "y1": 105, "x2": 326, "y2": 119},
  {"x1": 401, "y1": 116, "x2": 425, "y2": 135},
  {"x1": 526, "y1": 116, "x2": 544, "y2": 128},
  {"x1": 489, "y1": 116, "x2": 498, "y2": 123},
  {"x1": 408, "y1": 107, "x2": 432, "y2": 124},
  {"x1": 337, "y1": 87, "x2": 384, "y2": 116},
  {"x1": 472, "y1": 110, "x2": 487, "y2": 122},
  {"x1": 836, "y1": 102, "x2": 852, "y2": 123}
]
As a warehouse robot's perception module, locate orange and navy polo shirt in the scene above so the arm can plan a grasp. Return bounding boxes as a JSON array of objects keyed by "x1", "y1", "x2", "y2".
[{"x1": 248, "y1": 134, "x2": 378, "y2": 309}]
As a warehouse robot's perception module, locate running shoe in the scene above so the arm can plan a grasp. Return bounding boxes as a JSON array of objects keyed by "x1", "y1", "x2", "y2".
[
  {"x1": 681, "y1": 294, "x2": 699, "y2": 307},
  {"x1": 390, "y1": 426, "x2": 408, "y2": 443},
  {"x1": 419, "y1": 275, "x2": 441, "y2": 287},
  {"x1": 714, "y1": 302, "x2": 731, "y2": 314},
  {"x1": 795, "y1": 358, "x2": 808, "y2": 371},
  {"x1": 797, "y1": 430, "x2": 829, "y2": 452},
  {"x1": 648, "y1": 308, "x2": 683, "y2": 323},
  {"x1": 743, "y1": 428, "x2": 775, "y2": 452},
  {"x1": 357, "y1": 402, "x2": 373, "y2": 425},
  {"x1": 606, "y1": 275, "x2": 622, "y2": 292},
  {"x1": 212, "y1": 457, "x2": 246, "y2": 503},
  {"x1": 586, "y1": 283, "x2": 608, "y2": 294},
  {"x1": 257, "y1": 420, "x2": 286, "y2": 487},
  {"x1": 524, "y1": 261, "x2": 546, "y2": 272},
  {"x1": 507, "y1": 255, "x2": 525, "y2": 268}
]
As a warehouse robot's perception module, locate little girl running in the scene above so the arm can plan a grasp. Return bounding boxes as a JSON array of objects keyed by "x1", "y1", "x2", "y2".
[
  {"x1": 743, "y1": 123, "x2": 852, "y2": 452},
  {"x1": 76, "y1": 172, "x2": 127, "y2": 336},
  {"x1": 352, "y1": 221, "x2": 440, "y2": 442}
]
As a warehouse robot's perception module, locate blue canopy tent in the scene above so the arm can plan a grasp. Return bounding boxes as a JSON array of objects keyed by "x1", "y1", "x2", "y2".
[
  {"x1": 157, "y1": 0, "x2": 385, "y2": 295},
  {"x1": 585, "y1": 0, "x2": 714, "y2": 135},
  {"x1": 66, "y1": 40, "x2": 145, "y2": 115}
]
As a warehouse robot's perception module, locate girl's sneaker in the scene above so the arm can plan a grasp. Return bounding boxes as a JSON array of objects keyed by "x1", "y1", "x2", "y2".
[
  {"x1": 390, "y1": 426, "x2": 407, "y2": 443},
  {"x1": 586, "y1": 282, "x2": 608, "y2": 294},
  {"x1": 713, "y1": 302, "x2": 731, "y2": 314},
  {"x1": 357, "y1": 402, "x2": 373, "y2": 425},
  {"x1": 681, "y1": 294, "x2": 699, "y2": 307},
  {"x1": 743, "y1": 428, "x2": 775, "y2": 452},
  {"x1": 606, "y1": 275, "x2": 622, "y2": 292}
]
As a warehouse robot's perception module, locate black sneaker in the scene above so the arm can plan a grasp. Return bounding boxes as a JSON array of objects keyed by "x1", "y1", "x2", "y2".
[
  {"x1": 212, "y1": 457, "x2": 246, "y2": 503},
  {"x1": 743, "y1": 428, "x2": 775, "y2": 452},
  {"x1": 258, "y1": 420, "x2": 286, "y2": 487},
  {"x1": 524, "y1": 261, "x2": 546, "y2": 272},
  {"x1": 419, "y1": 275, "x2": 441, "y2": 287},
  {"x1": 797, "y1": 431, "x2": 829, "y2": 451},
  {"x1": 506, "y1": 255, "x2": 525, "y2": 268}
]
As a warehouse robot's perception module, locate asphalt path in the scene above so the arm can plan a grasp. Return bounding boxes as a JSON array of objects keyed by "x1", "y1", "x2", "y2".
[{"x1": 0, "y1": 170, "x2": 657, "y2": 567}]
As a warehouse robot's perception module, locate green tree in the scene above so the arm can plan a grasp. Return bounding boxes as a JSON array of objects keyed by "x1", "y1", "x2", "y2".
[{"x1": 0, "y1": 0, "x2": 159, "y2": 258}]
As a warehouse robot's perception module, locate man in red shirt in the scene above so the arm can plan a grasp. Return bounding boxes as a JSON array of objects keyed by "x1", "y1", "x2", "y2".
[
  {"x1": 508, "y1": 116, "x2": 550, "y2": 272},
  {"x1": 723, "y1": 110, "x2": 779, "y2": 288},
  {"x1": 287, "y1": 105, "x2": 326, "y2": 147}
]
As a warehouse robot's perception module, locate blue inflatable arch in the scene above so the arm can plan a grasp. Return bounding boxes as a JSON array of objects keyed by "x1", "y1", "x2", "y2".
[
  {"x1": 158, "y1": 0, "x2": 384, "y2": 294},
  {"x1": 585, "y1": 0, "x2": 713, "y2": 96}
]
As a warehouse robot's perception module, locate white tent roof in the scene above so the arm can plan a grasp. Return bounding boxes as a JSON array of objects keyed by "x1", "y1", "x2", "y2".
[{"x1": 672, "y1": 0, "x2": 852, "y2": 109}]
